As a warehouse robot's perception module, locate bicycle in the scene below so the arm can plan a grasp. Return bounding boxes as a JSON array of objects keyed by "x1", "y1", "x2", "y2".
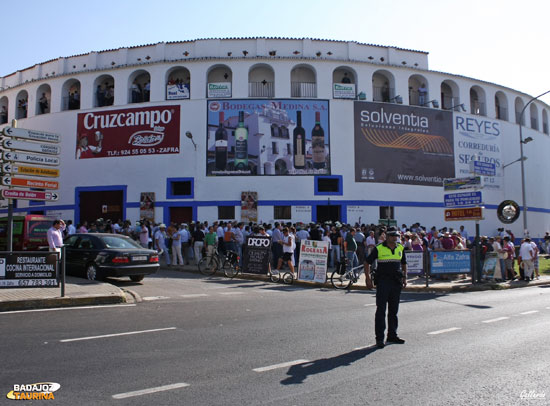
[
  {"x1": 267, "y1": 267, "x2": 294, "y2": 284},
  {"x1": 198, "y1": 248, "x2": 241, "y2": 278},
  {"x1": 330, "y1": 258, "x2": 373, "y2": 289}
]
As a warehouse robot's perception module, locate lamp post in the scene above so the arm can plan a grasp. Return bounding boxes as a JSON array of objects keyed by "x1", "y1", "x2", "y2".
[{"x1": 517, "y1": 89, "x2": 550, "y2": 235}]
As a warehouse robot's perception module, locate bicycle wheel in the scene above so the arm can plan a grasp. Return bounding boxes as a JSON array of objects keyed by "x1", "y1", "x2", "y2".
[
  {"x1": 282, "y1": 272, "x2": 294, "y2": 284},
  {"x1": 223, "y1": 261, "x2": 239, "y2": 278},
  {"x1": 331, "y1": 270, "x2": 352, "y2": 289},
  {"x1": 269, "y1": 270, "x2": 281, "y2": 283},
  {"x1": 199, "y1": 256, "x2": 218, "y2": 276}
]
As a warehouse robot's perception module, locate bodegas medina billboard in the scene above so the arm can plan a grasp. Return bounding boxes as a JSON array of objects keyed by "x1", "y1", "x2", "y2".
[
  {"x1": 76, "y1": 106, "x2": 180, "y2": 159},
  {"x1": 354, "y1": 101, "x2": 454, "y2": 186},
  {"x1": 207, "y1": 99, "x2": 330, "y2": 176}
]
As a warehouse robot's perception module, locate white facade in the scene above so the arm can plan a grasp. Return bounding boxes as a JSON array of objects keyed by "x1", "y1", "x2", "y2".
[{"x1": 0, "y1": 37, "x2": 548, "y2": 239}]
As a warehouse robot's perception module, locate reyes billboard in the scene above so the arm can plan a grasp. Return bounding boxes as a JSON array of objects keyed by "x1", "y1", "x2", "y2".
[
  {"x1": 207, "y1": 99, "x2": 330, "y2": 176},
  {"x1": 354, "y1": 102, "x2": 454, "y2": 186},
  {"x1": 76, "y1": 106, "x2": 180, "y2": 159}
]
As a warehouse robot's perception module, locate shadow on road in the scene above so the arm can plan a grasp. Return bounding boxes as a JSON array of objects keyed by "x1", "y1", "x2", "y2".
[
  {"x1": 281, "y1": 346, "x2": 378, "y2": 385},
  {"x1": 434, "y1": 297, "x2": 492, "y2": 309}
]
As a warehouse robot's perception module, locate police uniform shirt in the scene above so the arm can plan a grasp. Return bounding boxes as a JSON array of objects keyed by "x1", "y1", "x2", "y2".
[{"x1": 365, "y1": 241, "x2": 407, "y2": 275}]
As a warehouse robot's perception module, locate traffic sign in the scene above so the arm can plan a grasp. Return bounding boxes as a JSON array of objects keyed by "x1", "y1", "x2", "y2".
[
  {"x1": 444, "y1": 191, "x2": 482, "y2": 208},
  {"x1": 2, "y1": 151, "x2": 59, "y2": 166},
  {"x1": 2, "y1": 126, "x2": 60, "y2": 143},
  {"x1": 2, "y1": 138, "x2": 60, "y2": 155},
  {"x1": 443, "y1": 176, "x2": 482, "y2": 191},
  {"x1": 1, "y1": 163, "x2": 59, "y2": 178},
  {"x1": 1, "y1": 188, "x2": 59, "y2": 201},
  {"x1": 2, "y1": 175, "x2": 59, "y2": 190},
  {"x1": 444, "y1": 207, "x2": 483, "y2": 221},
  {"x1": 470, "y1": 161, "x2": 496, "y2": 177}
]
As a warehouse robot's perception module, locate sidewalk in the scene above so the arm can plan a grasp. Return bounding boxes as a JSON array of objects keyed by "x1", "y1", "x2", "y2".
[
  {"x1": 1, "y1": 267, "x2": 549, "y2": 312},
  {"x1": 0, "y1": 276, "x2": 128, "y2": 312}
]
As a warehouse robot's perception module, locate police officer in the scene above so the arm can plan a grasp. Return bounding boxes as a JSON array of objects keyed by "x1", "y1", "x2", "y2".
[{"x1": 364, "y1": 226, "x2": 407, "y2": 348}]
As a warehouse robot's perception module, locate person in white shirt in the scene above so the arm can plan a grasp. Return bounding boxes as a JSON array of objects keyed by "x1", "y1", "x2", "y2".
[
  {"x1": 171, "y1": 226, "x2": 184, "y2": 266},
  {"x1": 154, "y1": 224, "x2": 170, "y2": 266},
  {"x1": 47, "y1": 220, "x2": 66, "y2": 259},
  {"x1": 276, "y1": 227, "x2": 295, "y2": 275},
  {"x1": 519, "y1": 238, "x2": 535, "y2": 281},
  {"x1": 66, "y1": 220, "x2": 76, "y2": 235}
]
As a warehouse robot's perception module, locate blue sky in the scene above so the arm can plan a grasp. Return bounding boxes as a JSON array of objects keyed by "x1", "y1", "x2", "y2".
[{"x1": 2, "y1": 0, "x2": 549, "y2": 103}]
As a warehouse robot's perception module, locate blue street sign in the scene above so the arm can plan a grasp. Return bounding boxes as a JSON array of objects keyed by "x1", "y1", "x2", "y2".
[
  {"x1": 443, "y1": 176, "x2": 482, "y2": 191},
  {"x1": 444, "y1": 191, "x2": 482, "y2": 208},
  {"x1": 472, "y1": 161, "x2": 496, "y2": 176}
]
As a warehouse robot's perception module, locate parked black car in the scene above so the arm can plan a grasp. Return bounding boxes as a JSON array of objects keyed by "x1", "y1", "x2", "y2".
[{"x1": 63, "y1": 233, "x2": 159, "y2": 282}]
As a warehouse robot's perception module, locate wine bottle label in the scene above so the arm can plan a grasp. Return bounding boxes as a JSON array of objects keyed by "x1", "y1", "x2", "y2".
[
  {"x1": 215, "y1": 140, "x2": 228, "y2": 148},
  {"x1": 235, "y1": 140, "x2": 247, "y2": 159},
  {"x1": 294, "y1": 154, "x2": 305, "y2": 167}
]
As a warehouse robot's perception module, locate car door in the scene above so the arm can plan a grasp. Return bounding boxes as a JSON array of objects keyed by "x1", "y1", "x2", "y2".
[
  {"x1": 63, "y1": 235, "x2": 81, "y2": 276},
  {"x1": 72, "y1": 236, "x2": 99, "y2": 276}
]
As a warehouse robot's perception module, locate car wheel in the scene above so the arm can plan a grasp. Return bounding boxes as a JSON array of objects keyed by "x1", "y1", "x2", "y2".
[
  {"x1": 129, "y1": 275, "x2": 144, "y2": 282},
  {"x1": 86, "y1": 263, "x2": 102, "y2": 281}
]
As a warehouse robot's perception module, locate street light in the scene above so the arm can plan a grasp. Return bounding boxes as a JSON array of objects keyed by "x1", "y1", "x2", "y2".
[
  {"x1": 517, "y1": 89, "x2": 550, "y2": 235},
  {"x1": 185, "y1": 131, "x2": 197, "y2": 151}
]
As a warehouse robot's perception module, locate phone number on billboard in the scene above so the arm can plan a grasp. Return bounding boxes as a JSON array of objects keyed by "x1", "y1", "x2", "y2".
[
  {"x1": 0, "y1": 279, "x2": 59, "y2": 288},
  {"x1": 107, "y1": 147, "x2": 179, "y2": 157}
]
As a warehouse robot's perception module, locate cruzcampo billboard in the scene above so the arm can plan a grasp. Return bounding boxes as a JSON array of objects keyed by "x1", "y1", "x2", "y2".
[{"x1": 354, "y1": 101, "x2": 454, "y2": 186}]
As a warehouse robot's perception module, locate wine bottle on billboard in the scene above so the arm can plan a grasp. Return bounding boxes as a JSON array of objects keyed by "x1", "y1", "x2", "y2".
[
  {"x1": 293, "y1": 110, "x2": 306, "y2": 169},
  {"x1": 215, "y1": 111, "x2": 228, "y2": 170},
  {"x1": 311, "y1": 111, "x2": 325, "y2": 169},
  {"x1": 234, "y1": 111, "x2": 248, "y2": 170}
]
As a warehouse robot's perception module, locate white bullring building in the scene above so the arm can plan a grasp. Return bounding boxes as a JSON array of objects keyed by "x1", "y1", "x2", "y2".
[{"x1": 0, "y1": 37, "x2": 548, "y2": 238}]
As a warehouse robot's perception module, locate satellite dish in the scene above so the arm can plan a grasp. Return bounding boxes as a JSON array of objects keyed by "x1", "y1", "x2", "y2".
[{"x1": 497, "y1": 200, "x2": 520, "y2": 224}]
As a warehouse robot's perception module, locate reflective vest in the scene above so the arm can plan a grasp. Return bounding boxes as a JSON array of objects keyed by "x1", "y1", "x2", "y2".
[{"x1": 376, "y1": 243, "x2": 405, "y2": 272}]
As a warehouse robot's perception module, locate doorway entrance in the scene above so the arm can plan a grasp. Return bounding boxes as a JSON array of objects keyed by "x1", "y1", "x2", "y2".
[
  {"x1": 78, "y1": 190, "x2": 123, "y2": 224},
  {"x1": 316, "y1": 205, "x2": 341, "y2": 224},
  {"x1": 170, "y1": 207, "x2": 193, "y2": 224}
]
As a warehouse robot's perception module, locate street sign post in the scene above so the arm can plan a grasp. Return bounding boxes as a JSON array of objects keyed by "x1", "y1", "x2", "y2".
[
  {"x1": 2, "y1": 151, "x2": 60, "y2": 166},
  {"x1": 444, "y1": 207, "x2": 483, "y2": 221},
  {"x1": 2, "y1": 175, "x2": 59, "y2": 190},
  {"x1": 2, "y1": 138, "x2": 60, "y2": 155},
  {"x1": 1, "y1": 163, "x2": 59, "y2": 178},
  {"x1": 1, "y1": 188, "x2": 59, "y2": 201},
  {"x1": 470, "y1": 161, "x2": 496, "y2": 177},
  {"x1": 2, "y1": 126, "x2": 60, "y2": 143},
  {"x1": 444, "y1": 191, "x2": 482, "y2": 208}
]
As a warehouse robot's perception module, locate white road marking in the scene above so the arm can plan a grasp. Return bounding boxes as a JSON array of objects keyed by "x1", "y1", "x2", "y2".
[
  {"x1": 427, "y1": 327, "x2": 461, "y2": 335},
  {"x1": 364, "y1": 303, "x2": 376, "y2": 307},
  {"x1": 142, "y1": 296, "x2": 170, "y2": 301},
  {"x1": 253, "y1": 359, "x2": 310, "y2": 372},
  {"x1": 219, "y1": 291, "x2": 245, "y2": 295},
  {"x1": 519, "y1": 310, "x2": 539, "y2": 315},
  {"x1": 60, "y1": 327, "x2": 177, "y2": 343},
  {"x1": 0, "y1": 304, "x2": 136, "y2": 315},
  {"x1": 482, "y1": 317, "x2": 510, "y2": 323},
  {"x1": 353, "y1": 345, "x2": 372, "y2": 350},
  {"x1": 112, "y1": 383, "x2": 190, "y2": 399},
  {"x1": 180, "y1": 293, "x2": 209, "y2": 298}
]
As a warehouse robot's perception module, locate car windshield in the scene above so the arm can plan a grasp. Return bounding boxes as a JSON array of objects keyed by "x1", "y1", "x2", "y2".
[{"x1": 101, "y1": 236, "x2": 141, "y2": 249}]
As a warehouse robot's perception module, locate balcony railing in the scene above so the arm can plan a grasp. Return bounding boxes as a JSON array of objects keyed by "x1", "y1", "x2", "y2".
[
  {"x1": 373, "y1": 86, "x2": 395, "y2": 102},
  {"x1": 495, "y1": 106, "x2": 508, "y2": 120},
  {"x1": 291, "y1": 82, "x2": 316, "y2": 98},
  {"x1": 442, "y1": 96, "x2": 459, "y2": 110},
  {"x1": 471, "y1": 100, "x2": 486, "y2": 116},
  {"x1": 62, "y1": 96, "x2": 81, "y2": 111},
  {"x1": 249, "y1": 81, "x2": 274, "y2": 98},
  {"x1": 531, "y1": 118, "x2": 539, "y2": 130}
]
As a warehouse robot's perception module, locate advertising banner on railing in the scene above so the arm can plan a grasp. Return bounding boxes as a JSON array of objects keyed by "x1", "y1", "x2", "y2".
[
  {"x1": 453, "y1": 114, "x2": 502, "y2": 189},
  {"x1": 405, "y1": 251, "x2": 424, "y2": 275},
  {"x1": 354, "y1": 101, "x2": 454, "y2": 186},
  {"x1": 333, "y1": 83, "x2": 356, "y2": 99},
  {"x1": 429, "y1": 250, "x2": 471, "y2": 274},
  {"x1": 207, "y1": 99, "x2": 330, "y2": 176},
  {"x1": 297, "y1": 239, "x2": 329, "y2": 283},
  {"x1": 76, "y1": 106, "x2": 180, "y2": 159},
  {"x1": 207, "y1": 82, "x2": 232, "y2": 98},
  {"x1": 166, "y1": 84, "x2": 190, "y2": 100}
]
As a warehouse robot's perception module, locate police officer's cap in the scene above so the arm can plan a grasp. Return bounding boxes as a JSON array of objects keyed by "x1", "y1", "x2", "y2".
[{"x1": 387, "y1": 226, "x2": 399, "y2": 236}]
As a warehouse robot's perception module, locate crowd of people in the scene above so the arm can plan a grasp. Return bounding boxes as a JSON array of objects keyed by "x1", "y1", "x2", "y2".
[{"x1": 64, "y1": 218, "x2": 547, "y2": 280}]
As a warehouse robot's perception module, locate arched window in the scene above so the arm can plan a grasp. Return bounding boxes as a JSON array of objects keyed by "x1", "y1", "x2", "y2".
[
  {"x1": 62, "y1": 79, "x2": 81, "y2": 111},
  {"x1": 332, "y1": 67, "x2": 357, "y2": 99},
  {"x1": 249, "y1": 64, "x2": 274, "y2": 98},
  {"x1": 128, "y1": 70, "x2": 151, "y2": 104},
  {"x1": 291, "y1": 65, "x2": 316, "y2": 98},
  {"x1": 0, "y1": 96, "x2": 8, "y2": 124},
  {"x1": 166, "y1": 66, "x2": 190, "y2": 100},
  {"x1": 440, "y1": 80, "x2": 460, "y2": 110},
  {"x1": 207, "y1": 65, "x2": 232, "y2": 98},
  {"x1": 530, "y1": 103, "x2": 539, "y2": 130},
  {"x1": 408, "y1": 74, "x2": 429, "y2": 106},
  {"x1": 94, "y1": 74, "x2": 115, "y2": 107},
  {"x1": 372, "y1": 70, "x2": 396, "y2": 103},
  {"x1": 16, "y1": 90, "x2": 28, "y2": 119},
  {"x1": 470, "y1": 86, "x2": 486, "y2": 116},
  {"x1": 494, "y1": 91, "x2": 508, "y2": 121},
  {"x1": 515, "y1": 97, "x2": 525, "y2": 125},
  {"x1": 542, "y1": 110, "x2": 549, "y2": 135},
  {"x1": 36, "y1": 84, "x2": 51, "y2": 115}
]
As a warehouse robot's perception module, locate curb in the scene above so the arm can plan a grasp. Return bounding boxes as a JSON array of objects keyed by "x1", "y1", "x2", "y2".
[{"x1": 0, "y1": 294, "x2": 126, "y2": 312}]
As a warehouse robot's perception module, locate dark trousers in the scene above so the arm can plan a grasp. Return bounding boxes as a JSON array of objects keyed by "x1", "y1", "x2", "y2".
[{"x1": 375, "y1": 279, "x2": 402, "y2": 341}]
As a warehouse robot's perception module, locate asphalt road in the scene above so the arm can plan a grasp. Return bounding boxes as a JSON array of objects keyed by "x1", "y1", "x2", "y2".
[{"x1": 2, "y1": 270, "x2": 550, "y2": 405}]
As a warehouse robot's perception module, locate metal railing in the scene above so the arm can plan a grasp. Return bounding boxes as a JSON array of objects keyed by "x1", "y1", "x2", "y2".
[
  {"x1": 291, "y1": 82, "x2": 317, "y2": 98},
  {"x1": 495, "y1": 106, "x2": 508, "y2": 120},
  {"x1": 62, "y1": 96, "x2": 80, "y2": 111},
  {"x1": 248, "y1": 82, "x2": 274, "y2": 97},
  {"x1": 442, "y1": 96, "x2": 459, "y2": 110},
  {"x1": 373, "y1": 86, "x2": 395, "y2": 102},
  {"x1": 470, "y1": 100, "x2": 486, "y2": 116}
]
